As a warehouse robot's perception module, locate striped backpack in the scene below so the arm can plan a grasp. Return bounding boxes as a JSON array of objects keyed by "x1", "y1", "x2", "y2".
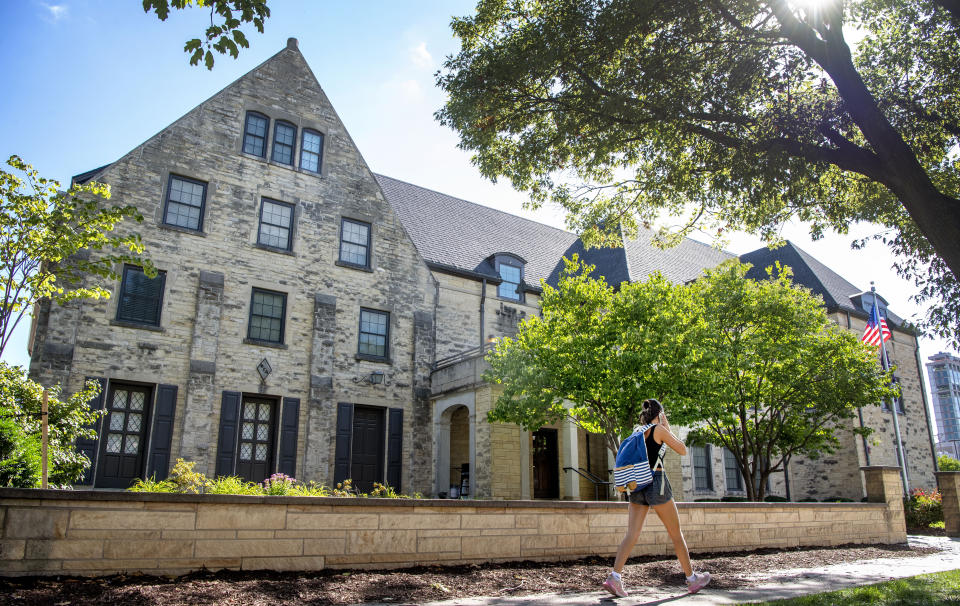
[{"x1": 614, "y1": 423, "x2": 667, "y2": 496}]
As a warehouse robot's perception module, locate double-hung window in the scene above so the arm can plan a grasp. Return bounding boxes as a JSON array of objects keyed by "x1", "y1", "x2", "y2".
[
  {"x1": 116, "y1": 265, "x2": 166, "y2": 326},
  {"x1": 723, "y1": 447, "x2": 743, "y2": 491},
  {"x1": 271, "y1": 120, "x2": 296, "y2": 165},
  {"x1": 692, "y1": 445, "x2": 713, "y2": 491},
  {"x1": 358, "y1": 308, "x2": 389, "y2": 360},
  {"x1": 247, "y1": 289, "x2": 286, "y2": 344},
  {"x1": 242, "y1": 111, "x2": 269, "y2": 157},
  {"x1": 257, "y1": 198, "x2": 294, "y2": 251},
  {"x1": 300, "y1": 129, "x2": 324, "y2": 173},
  {"x1": 163, "y1": 175, "x2": 206, "y2": 231},
  {"x1": 339, "y1": 218, "x2": 371, "y2": 268}
]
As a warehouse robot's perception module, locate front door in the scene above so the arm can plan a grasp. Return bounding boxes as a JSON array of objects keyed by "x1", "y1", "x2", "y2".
[
  {"x1": 532, "y1": 428, "x2": 559, "y2": 499},
  {"x1": 96, "y1": 384, "x2": 152, "y2": 488},
  {"x1": 351, "y1": 406, "x2": 385, "y2": 492},
  {"x1": 236, "y1": 397, "x2": 276, "y2": 482}
]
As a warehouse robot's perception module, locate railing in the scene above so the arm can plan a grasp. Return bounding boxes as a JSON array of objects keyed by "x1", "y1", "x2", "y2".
[
  {"x1": 563, "y1": 466, "x2": 613, "y2": 501},
  {"x1": 432, "y1": 343, "x2": 496, "y2": 371}
]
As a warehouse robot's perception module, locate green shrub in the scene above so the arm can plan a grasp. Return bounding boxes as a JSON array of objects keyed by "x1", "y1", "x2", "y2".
[
  {"x1": 128, "y1": 476, "x2": 175, "y2": 493},
  {"x1": 206, "y1": 476, "x2": 261, "y2": 495},
  {"x1": 822, "y1": 497, "x2": 854, "y2": 502},
  {"x1": 938, "y1": 454, "x2": 960, "y2": 472},
  {"x1": 289, "y1": 481, "x2": 331, "y2": 497},
  {"x1": 763, "y1": 495, "x2": 788, "y2": 502},
  {"x1": 0, "y1": 415, "x2": 41, "y2": 487},
  {"x1": 167, "y1": 458, "x2": 208, "y2": 494},
  {"x1": 720, "y1": 496, "x2": 747, "y2": 502},
  {"x1": 905, "y1": 488, "x2": 943, "y2": 528},
  {"x1": 0, "y1": 363, "x2": 104, "y2": 486}
]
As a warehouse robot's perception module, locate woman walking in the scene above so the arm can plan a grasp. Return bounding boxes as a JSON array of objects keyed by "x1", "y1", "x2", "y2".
[{"x1": 603, "y1": 399, "x2": 711, "y2": 598}]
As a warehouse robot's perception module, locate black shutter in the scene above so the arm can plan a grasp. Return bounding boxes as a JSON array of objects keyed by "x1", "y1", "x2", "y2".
[
  {"x1": 387, "y1": 408, "x2": 403, "y2": 490},
  {"x1": 146, "y1": 384, "x2": 178, "y2": 480},
  {"x1": 76, "y1": 377, "x2": 107, "y2": 485},
  {"x1": 215, "y1": 391, "x2": 242, "y2": 477},
  {"x1": 278, "y1": 397, "x2": 300, "y2": 478},
  {"x1": 334, "y1": 402, "x2": 353, "y2": 484}
]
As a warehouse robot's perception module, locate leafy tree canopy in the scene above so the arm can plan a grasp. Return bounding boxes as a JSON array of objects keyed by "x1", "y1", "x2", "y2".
[
  {"x1": 438, "y1": 0, "x2": 960, "y2": 347},
  {"x1": 143, "y1": 0, "x2": 270, "y2": 69},
  {"x1": 485, "y1": 259, "x2": 893, "y2": 500},
  {"x1": 0, "y1": 155, "x2": 151, "y2": 358}
]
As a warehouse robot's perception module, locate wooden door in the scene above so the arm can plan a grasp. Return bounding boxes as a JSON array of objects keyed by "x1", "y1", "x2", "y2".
[
  {"x1": 96, "y1": 384, "x2": 152, "y2": 488},
  {"x1": 532, "y1": 428, "x2": 559, "y2": 499},
  {"x1": 236, "y1": 397, "x2": 276, "y2": 482},
  {"x1": 351, "y1": 406, "x2": 385, "y2": 492}
]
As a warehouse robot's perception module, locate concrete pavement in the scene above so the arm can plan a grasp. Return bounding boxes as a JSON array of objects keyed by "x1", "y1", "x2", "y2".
[{"x1": 414, "y1": 535, "x2": 960, "y2": 605}]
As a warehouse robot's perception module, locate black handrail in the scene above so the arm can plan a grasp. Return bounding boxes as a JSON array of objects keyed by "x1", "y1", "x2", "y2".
[{"x1": 563, "y1": 467, "x2": 612, "y2": 501}]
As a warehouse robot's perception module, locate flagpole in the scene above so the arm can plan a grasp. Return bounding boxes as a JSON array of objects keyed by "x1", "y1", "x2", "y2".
[{"x1": 872, "y1": 284, "x2": 909, "y2": 496}]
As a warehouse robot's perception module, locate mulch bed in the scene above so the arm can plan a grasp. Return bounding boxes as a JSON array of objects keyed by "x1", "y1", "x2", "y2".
[{"x1": 0, "y1": 543, "x2": 936, "y2": 605}]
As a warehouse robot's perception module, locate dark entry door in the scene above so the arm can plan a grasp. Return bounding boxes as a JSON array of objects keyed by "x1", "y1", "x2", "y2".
[
  {"x1": 236, "y1": 397, "x2": 277, "y2": 482},
  {"x1": 96, "y1": 384, "x2": 152, "y2": 488},
  {"x1": 532, "y1": 428, "x2": 559, "y2": 499},
  {"x1": 351, "y1": 406, "x2": 385, "y2": 492}
]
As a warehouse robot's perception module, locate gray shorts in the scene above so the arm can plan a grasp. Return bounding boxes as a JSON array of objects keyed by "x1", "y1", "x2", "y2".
[{"x1": 627, "y1": 471, "x2": 673, "y2": 506}]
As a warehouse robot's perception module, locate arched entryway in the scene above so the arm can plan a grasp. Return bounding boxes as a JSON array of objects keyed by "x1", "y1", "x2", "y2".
[{"x1": 434, "y1": 392, "x2": 476, "y2": 498}]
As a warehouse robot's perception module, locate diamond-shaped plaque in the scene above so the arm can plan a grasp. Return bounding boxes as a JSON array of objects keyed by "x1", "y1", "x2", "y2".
[{"x1": 257, "y1": 358, "x2": 272, "y2": 382}]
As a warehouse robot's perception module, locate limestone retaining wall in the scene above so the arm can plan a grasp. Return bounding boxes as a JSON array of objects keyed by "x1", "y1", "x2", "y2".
[{"x1": 0, "y1": 470, "x2": 905, "y2": 577}]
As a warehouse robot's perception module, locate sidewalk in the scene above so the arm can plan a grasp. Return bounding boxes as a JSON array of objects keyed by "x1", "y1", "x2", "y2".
[{"x1": 415, "y1": 535, "x2": 960, "y2": 606}]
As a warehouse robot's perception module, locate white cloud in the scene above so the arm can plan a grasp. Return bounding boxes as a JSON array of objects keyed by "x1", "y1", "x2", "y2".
[
  {"x1": 41, "y1": 3, "x2": 69, "y2": 22},
  {"x1": 410, "y1": 42, "x2": 433, "y2": 69},
  {"x1": 383, "y1": 78, "x2": 424, "y2": 103}
]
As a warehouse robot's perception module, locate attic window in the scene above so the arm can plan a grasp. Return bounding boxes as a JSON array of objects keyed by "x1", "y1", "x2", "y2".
[
  {"x1": 494, "y1": 253, "x2": 525, "y2": 302},
  {"x1": 243, "y1": 111, "x2": 270, "y2": 157}
]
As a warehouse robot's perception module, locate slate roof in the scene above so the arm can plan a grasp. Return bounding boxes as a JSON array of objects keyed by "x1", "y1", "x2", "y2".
[
  {"x1": 375, "y1": 174, "x2": 735, "y2": 289},
  {"x1": 739, "y1": 241, "x2": 906, "y2": 327}
]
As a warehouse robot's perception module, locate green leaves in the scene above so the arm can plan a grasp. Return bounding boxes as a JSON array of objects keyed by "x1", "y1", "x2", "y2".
[
  {"x1": 143, "y1": 0, "x2": 270, "y2": 70},
  {"x1": 0, "y1": 155, "x2": 152, "y2": 358},
  {"x1": 439, "y1": 0, "x2": 960, "y2": 347}
]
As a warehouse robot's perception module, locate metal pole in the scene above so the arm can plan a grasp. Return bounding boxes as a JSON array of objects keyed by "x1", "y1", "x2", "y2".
[
  {"x1": 872, "y1": 285, "x2": 909, "y2": 495},
  {"x1": 41, "y1": 390, "x2": 49, "y2": 490}
]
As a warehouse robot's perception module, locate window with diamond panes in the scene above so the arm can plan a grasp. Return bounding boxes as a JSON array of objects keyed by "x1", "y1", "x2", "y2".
[
  {"x1": 247, "y1": 289, "x2": 286, "y2": 344},
  {"x1": 358, "y1": 308, "x2": 389, "y2": 359},
  {"x1": 271, "y1": 120, "x2": 296, "y2": 165},
  {"x1": 237, "y1": 397, "x2": 275, "y2": 482},
  {"x1": 116, "y1": 265, "x2": 166, "y2": 326},
  {"x1": 692, "y1": 445, "x2": 713, "y2": 491},
  {"x1": 242, "y1": 111, "x2": 269, "y2": 157},
  {"x1": 163, "y1": 175, "x2": 206, "y2": 231},
  {"x1": 257, "y1": 198, "x2": 294, "y2": 250},
  {"x1": 339, "y1": 218, "x2": 371, "y2": 268},
  {"x1": 96, "y1": 384, "x2": 152, "y2": 488},
  {"x1": 300, "y1": 129, "x2": 324, "y2": 173}
]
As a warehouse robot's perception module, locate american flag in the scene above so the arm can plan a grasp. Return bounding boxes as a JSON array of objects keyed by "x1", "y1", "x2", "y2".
[{"x1": 861, "y1": 302, "x2": 891, "y2": 346}]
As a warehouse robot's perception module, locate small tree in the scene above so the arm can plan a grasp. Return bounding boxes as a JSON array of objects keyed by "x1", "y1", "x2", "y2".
[
  {"x1": 485, "y1": 257, "x2": 704, "y2": 453},
  {"x1": 0, "y1": 155, "x2": 150, "y2": 359},
  {"x1": 0, "y1": 362, "x2": 103, "y2": 486},
  {"x1": 678, "y1": 262, "x2": 894, "y2": 500},
  {"x1": 939, "y1": 454, "x2": 960, "y2": 471}
]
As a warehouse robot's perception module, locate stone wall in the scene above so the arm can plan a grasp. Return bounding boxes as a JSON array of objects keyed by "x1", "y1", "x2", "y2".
[{"x1": 0, "y1": 472, "x2": 905, "y2": 576}]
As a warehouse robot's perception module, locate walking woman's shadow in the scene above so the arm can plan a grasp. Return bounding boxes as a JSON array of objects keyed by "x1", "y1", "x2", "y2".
[{"x1": 599, "y1": 593, "x2": 690, "y2": 605}]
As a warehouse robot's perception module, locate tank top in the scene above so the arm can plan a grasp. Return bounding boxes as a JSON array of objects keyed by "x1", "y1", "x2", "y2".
[{"x1": 644, "y1": 426, "x2": 663, "y2": 470}]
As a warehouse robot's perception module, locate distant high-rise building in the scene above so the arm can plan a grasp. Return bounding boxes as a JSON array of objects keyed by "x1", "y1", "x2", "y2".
[{"x1": 928, "y1": 352, "x2": 960, "y2": 458}]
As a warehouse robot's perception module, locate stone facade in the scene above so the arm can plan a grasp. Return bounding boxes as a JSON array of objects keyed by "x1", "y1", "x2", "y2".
[{"x1": 29, "y1": 41, "x2": 436, "y2": 494}]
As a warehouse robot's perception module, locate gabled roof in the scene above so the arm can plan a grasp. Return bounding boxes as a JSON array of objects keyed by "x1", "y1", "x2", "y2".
[
  {"x1": 739, "y1": 241, "x2": 906, "y2": 327},
  {"x1": 375, "y1": 174, "x2": 735, "y2": 289}
]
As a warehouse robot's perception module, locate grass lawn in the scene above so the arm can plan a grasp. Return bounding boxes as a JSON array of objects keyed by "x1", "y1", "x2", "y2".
[{"x1": 749, "y1": 569, "x2": 960, "y2": 605}]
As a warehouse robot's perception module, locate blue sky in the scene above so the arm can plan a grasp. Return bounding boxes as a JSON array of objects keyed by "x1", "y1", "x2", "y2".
[{"x1": 0, "y1": 1, "x2": 953, "y2": 427}]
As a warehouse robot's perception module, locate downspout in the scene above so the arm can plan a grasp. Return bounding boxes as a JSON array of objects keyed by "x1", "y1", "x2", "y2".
[
  {"x1": 479, "y1": 277, "x2": 486, "y2": 348},
  {"x1": 915, "y1": 345, "x2": 940, "y2": 482}
]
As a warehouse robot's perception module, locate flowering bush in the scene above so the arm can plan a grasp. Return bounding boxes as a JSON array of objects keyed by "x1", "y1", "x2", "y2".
[
  {"x1": 905, "y1": 488, "x2": 943, "y2": 528},
  {"x1": 263, "y1": 473, "x2": 297, "y2": 495}
]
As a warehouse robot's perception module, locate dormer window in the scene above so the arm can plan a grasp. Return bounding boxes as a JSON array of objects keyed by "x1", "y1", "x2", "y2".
[{"x1": 494, "y1": 253, "x2": 525, "y2": 302}]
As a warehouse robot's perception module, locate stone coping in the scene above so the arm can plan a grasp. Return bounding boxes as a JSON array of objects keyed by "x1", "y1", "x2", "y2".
[
  {"x1": 860, "y1": 466, "x2": 904, "y2": 471},
  {"x1": 935, "y1": 471, "x2": 960, "y2": 476},
  {"x1": 0, "y1": 488, "x2": 886, "y2": 509}
]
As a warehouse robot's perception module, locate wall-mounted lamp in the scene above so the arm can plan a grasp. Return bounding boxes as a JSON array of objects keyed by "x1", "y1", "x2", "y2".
[{"x1": 353, "y1": 370, "x2": 388, "y2": 386}]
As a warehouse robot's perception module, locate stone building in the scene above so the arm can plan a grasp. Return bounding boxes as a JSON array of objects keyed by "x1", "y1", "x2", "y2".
[{"x1": 28, "y1": 40, "x2": 937, "y2": 500}]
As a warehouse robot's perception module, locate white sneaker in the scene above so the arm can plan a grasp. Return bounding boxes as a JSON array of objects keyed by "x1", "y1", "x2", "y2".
[{"x1": 687, "y1": 571, "x2": 711, "y2": 593}]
